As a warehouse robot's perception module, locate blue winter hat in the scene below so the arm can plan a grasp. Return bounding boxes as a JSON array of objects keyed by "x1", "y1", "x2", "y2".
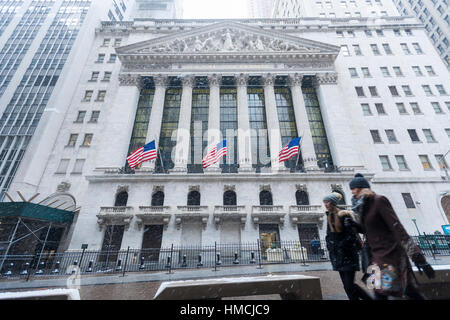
[
  {"x1": 349, "y1": 173, "x2": 370, "y2": 189},
  {"x1": 323, "y1": 192, "x2": 343, "y2": 206}
]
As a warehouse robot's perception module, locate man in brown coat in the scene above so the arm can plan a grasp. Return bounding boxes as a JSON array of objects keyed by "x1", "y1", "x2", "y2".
[{"x1": 348, "y1": 173, "x2": 435, "y2": 300}]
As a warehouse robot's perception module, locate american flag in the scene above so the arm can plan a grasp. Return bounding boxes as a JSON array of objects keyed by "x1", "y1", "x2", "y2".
[
  {"x1": 202, "y1": 140, "x2": 227, "y2": 168},
  {"x1": 127, "y1": 140, "x2": 157, "y2": 169},
  {"x1": 278, "y1": 137, "x2": 301, "y2": 162}
]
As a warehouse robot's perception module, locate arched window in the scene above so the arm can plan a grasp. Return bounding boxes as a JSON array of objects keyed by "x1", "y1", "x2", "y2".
[
  {"x1": 332, "y1": 190, "x2": 346, "y2": 205},
  {"x1": 223, "y1": 190, "x2": 237, "y2": 206},
  {"x1": 187, "y1": 191, "x2": 201, "y2": 206},
  {"x1": 259, "y1": 190, "x2": 273, "y2": 206},
  {"x1": 114, "y1": 191, "x2": 128, "y2": 206},
  {"x1": 151, "y1": 191, "x2": 165, "y2": 206},
  {"x1": 296, "y1": 190, "x2": 310, "y2": 205}
]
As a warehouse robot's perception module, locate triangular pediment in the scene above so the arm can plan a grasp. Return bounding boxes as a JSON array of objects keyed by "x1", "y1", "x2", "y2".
[{"x1": 116, "y1": 21, "x2": 339, "y2": 56}]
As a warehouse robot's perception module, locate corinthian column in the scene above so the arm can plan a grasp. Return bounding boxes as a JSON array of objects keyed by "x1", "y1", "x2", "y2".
[
  {"x1": 313, "y1": 72, "x2": 362, "y2": 169},
  {"x1": 140, "y1": 75, "x2": 168, "y2": 172},
  {"x1": 95, "y1": 74, "x2": 141, "y2": 170},
  {"x1": 236, "y1": 74, "x2": 253, "y2": 173},
  {"x1": 262, "y1": 74, "x2": 286, "y2": 173},
  {"x1": 288, "y1": 73, "x2": 319, "y2": 171},
  {"x1": 172, "y1": 75, "x2": 195, "y2": 173},
  {"x1": 205, "y1": 74, "x2": 222, "y2": 173}
]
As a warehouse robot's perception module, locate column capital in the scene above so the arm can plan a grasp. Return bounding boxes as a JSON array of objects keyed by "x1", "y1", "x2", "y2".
[
  {"x1": 261, "y1": 73, "x2": 275, "y2": 86},
  {"x1": 181, "y1": 75, "x2": 195, "y2": 88},
  {"x1": 208, "y1": 74, "x2": 222, "y2": 87},
  {"x1": 288, "y1": 73, "x2": 304, "y2": 87},
  {"x1": 153, "y1": 74, "x2": 169, "y2": 88},
  {"x1": 118, "y1": 73, "x2": 142, "y2": 88},
  {"x1": 235, "y1": 73, "x2": 249, "y2": 87},
  {"x1": 314, "y1": 72, "x2": 338, "y2": 87}
]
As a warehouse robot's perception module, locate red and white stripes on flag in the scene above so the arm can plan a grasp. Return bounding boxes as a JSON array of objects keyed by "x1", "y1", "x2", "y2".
[
  {"x1": 202, "y1": 140, "x2": 227, "y2": 169},
  {"x1": 278, "y1": 137, "x2": 301, "y2": 162},
  {"x1": 127, "y1": 140, "x2": 157, "y2": 169}
]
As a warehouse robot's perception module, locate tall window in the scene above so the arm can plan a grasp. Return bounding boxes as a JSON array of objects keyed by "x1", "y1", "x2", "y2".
[
  {"x1": 125, "y1": 78, "x2": 154, "y2": 171},
  {"x1": 296, "y1": 190, "x2": 310, "y2": 205},
  {"x1": 223, "y1": 190, "x2": 237, "y2": 206},
  {"x1": 259, "y1": 190, "x2": 273, "y2": 206},
  {"x1": 155, "y1": 78, "x2": 181, "y2": 173},
  {"x1": 275, "y1": 79, "x2": 302, "y2": 171},
  {"x1": 189, "y1": 78, "x2": 209, "y2": 173},
  {"x1": 115, "y1": 191, "x2": 128, "y2": 207},
  {"x1": 151, "y1": 191, "x2": 164, "y2": 206},
  {"x1": 187, "y1": 191, "x2": 201, "y2": 206},
  {"x1": 220, "y1": 77, "x2": 238, "y2": 173},
  {"x1": 248, "y1": 77, "x2": 270, "y2": 172}
]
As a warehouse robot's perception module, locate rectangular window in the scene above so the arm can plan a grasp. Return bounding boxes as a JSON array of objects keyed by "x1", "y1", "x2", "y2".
[
  {"x1": 365, "y1": 29, "x2": 373, "y2": 37},
  {"x1": 436, "y1": 85, "x2": 447, "y2": 95},
  {"x1": 446, "y1": 129, "x2": 450, "y2": 139},
  {"x1": 349, "y1": 68, "x2": 358, "y2": 77},
  {"x1": 362, "y1": 67, "x2": 371, "y2": 77},
  {"x1": 355, "y1": 86, "x2": 365, "y2": 97},
  {"x1": 56, "y1": 159, "x2": 70, "y2": 174},
  {"x1": 402, "y1": 85, "x2": 413, "y2": 96},
  {"x1": 393, "y1": 66, "x2": 403, "y2": 76},
  {"x1": 83, "y1": 90, "x2": 93, "y2": 101},
  {"x1": 380, "y1": 67, "x2": 391, "y2": 77},
  {"x1": 341, "y1": 45, "x2": 350, "y2": 56},
  {"x1": 422, "y1": 129, "x2": 436, "y2": 143},
  {"x1": 369, "y1": 86, "x2": 379, "y2": 97},
  {"x1": 435, "y1": 154, "x2": 448, "y2": 170},
  {"x1": 419, "y1": 155, "x2": 433, "y2": 170},
  {"x1": 395, "y1": 155, "x2": 409, "y2": 170},
  {"x1": 375, "y1": 103, "x2": 386, "y2": 114},
  {"x1": 412, "y1": 66, "x2": 423, "y2": 76},
  {"x1": 401, "y1": 43, "x2": 411, "y2": 54},
  {"x1": 370, "y1": 130, "x2": 383, "y2": 143},
  {"x1": 385, "y1": 129, "x2": 398, "y2": 143},
  {"x1": 114, "y1": 38, "x2": 122, "y2": 47},
  {"x1": 361, "y1": 103, "x2": 372, "y2": 115},
  {"x1": 96, "y1": 53, "x2": 105, "y2": 63},
  {"x1": 103, "y1": 71, "x2": 112, "y2": 81},
  {"x1": 89, "y1": 111, "x2": 100, "y2": 123},
  {"x1": 82, "y1": 134, "x2": 93, "y2": 147},
  {"x1": 412, "y1": 42, "x2": 423, "y2": 54},
  {"x1": 422, "y1": 85, "x2": 433, "y2": 96},
  {"x1": 370, "y1": 44, "x2": 381, "y2": 55},
  {"x1": 402, "y1": 193, "x2": 416, "y2": 208},
  {"x1": 379, "y1": 155, "x2": 393, "y2": 170},
  {"x1": 67, "y1": 134, "x2": 78, "y2": 147},
  {"x1": 353, "y1": 44, "x2": 362, "y2": 55},
  {"x1": 396, "y1": 103, "x2": 408, "y2": 114},
  {"x1": 75, "y1": 111, "x2": 86, "y2": 123},
  {"x1": 96, "y1": 90, "x2": 106, "y2": 101},
  {"x1": 72, "y1": 159, "x2": 85, "y2": 174},
  {"x1": 388, "y1": 86, "x2": 400, "y2": 96},
  {"x1": 102, "y1": 38, "x2": 110, "y2": 46},
  {"x1": 431, "y1": 102, "x2": 443, "y2": 114},
  {"x1": 410, "y1": 102, "x2": 422, "y2": 114},
  {"x1": 108, "y1": 54, "x2": 117, "y2": 63},
  {"x1": 382, "y1": 43, "x2": 392, "y2": 54},
  {"x1": 90, "y1": 72, "x2": 99, "y2": 81},
  {"x1": 425, "y1": 66, "x2": 436, "y2": 76},
  {"x1": 407, "y1": 129, "x2": 420, "y2": 142}
]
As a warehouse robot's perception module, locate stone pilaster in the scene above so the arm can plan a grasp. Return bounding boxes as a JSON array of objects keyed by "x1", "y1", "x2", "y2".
[
  {"x1": 204, "y1": 74, "x2": 222, "y2": 173},
  {"x1": 236, "y1": 74, "x2": 253, "y2": 173}
]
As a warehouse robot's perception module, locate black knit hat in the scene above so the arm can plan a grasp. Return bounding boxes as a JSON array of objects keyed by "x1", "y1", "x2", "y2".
[{"x1": 349, "y1": 173, "x2": 370, "y2": 189}]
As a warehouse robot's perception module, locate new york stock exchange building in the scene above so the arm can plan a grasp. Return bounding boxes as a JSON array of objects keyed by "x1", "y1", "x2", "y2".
[{"x1": 20, "y1": 16, "x2": 450, "y2": 260}]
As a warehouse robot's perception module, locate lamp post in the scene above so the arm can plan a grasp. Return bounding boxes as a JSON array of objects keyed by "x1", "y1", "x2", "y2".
[{"x1": 411, "y1": 218, "x2": 421, "y2": 236}]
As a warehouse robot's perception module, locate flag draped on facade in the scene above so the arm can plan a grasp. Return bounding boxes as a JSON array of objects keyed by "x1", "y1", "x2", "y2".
[
  {"x1": 127, "y1": 140, "x2": 157, "y2": 169},
  {"x1": 202, "y1": 140, "x2": 227, "y2": 168},
  {"x1": 278, "y1": 137, "x2": 301, "y2": 162}
]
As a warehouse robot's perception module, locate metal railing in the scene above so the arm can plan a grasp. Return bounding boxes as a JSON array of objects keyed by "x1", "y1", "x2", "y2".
[{"x1": 1, "y1": 235, "x2": 448, "y2": 281}]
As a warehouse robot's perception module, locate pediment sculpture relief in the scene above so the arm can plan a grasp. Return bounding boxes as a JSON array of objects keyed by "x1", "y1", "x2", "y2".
[{"x1": 137, "y1": 28, "x2": 321, "y2": 54}]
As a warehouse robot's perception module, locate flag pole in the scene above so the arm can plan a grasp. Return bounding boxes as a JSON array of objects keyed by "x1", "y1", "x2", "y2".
[
  {"x1": 158, "y1": 146, "x2": 165, "y2": 173},
  {"x1": 295, "y1": 132, "x2": 304, "y2": 169}
]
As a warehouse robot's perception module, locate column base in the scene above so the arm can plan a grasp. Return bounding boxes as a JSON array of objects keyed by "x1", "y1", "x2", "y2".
[
  {"x1": 204, "y1": 166, "x2": 222, "y2": 174},
  {"x1": 170, "y1": 166, "x2": 188, "y2": 174},
  {"x1": 238, "y1": 165, "x2": 254, "y2": 174}
]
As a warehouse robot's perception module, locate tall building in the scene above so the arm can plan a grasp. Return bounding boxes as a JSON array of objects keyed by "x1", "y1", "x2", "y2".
[
  {"x1": 247, "y1": 0, "x2": 275, "y2": 18},
  {"x1": 2, "y1": 0, "x2": 449, "y2": 261},
  {"x1": 391, "y1": 0, "x2": 450, "y2": 69}
]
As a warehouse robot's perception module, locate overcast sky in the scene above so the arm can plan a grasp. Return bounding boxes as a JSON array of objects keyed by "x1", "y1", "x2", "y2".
[{"x1": 182, "y1": 0, "x2": 249, "y2": 19}]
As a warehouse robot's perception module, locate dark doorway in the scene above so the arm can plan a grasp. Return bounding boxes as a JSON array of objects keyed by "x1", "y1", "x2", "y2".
[
  {"x1": 141, "y1": 225, "x2": 164, "y2": 262},
  {"x1": 151, "y1": 191, "x2": 164, "y2": 206},
  {"x1": 99, "y1": 225, "x2": 124, "y2": 264},
  {"x1": 296, "y1": 190, "x2": 310, "y2": 205},
  {"x1": 114, "y1": 191, "x2": 128, "y2": 206},
  {"x1": 223, "y1": 190, "x2": 237, "y2": 206},
  {"x1": 187, "y1": 191, "x2": 200, "y2": 206},
  {"x1": 298, "y1": 223, "x2": 321, "y2": 256},
  {"x1": 259, "y1": 190, "x2": 273, "y2": 205}
]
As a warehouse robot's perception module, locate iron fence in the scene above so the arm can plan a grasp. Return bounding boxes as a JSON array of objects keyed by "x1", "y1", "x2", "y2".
[{"x1": 1, "y1": 235, "x2": 448, "y2": 281}]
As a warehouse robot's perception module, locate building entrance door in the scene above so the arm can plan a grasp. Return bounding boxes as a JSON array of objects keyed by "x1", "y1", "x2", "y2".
[{"x1": 258, "y1": 224, "x2": 280, "y2": 258}]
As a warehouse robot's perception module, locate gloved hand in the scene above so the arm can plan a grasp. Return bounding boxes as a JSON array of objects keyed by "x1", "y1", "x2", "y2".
[
  {"x1": 343, "y1": 217, "x2": 356, "y2": 228},
  {"x1": 415, "y1": 262, "x2": 435, "y2": 279}
]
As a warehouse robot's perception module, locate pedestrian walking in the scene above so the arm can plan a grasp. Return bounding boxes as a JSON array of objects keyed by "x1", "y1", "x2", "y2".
[
  {"x1": 323, "y1": 192, "x2": 372, "y2": 300},
  {"x1": 348, "y1": 173, "x2": 435, "y2": 300}
]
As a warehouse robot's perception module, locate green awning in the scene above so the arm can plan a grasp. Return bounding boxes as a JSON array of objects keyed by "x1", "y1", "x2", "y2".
[{"x1": 0, "y1": 202, "x2": 74, "y2": 224}]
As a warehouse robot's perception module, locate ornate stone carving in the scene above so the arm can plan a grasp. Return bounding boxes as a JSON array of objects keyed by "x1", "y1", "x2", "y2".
[
  {"x1": 295, "y1": 184, "x2": 307, "y2": 192},
  {"x1": 224, "y1": 185, "x2": 236, "y2": 192},
  {"x1": 208, "y1": 74, "x2": 222, "y2": 87},
  {"x1": 118, "y1": 73, "x2": 141, "y2": 87},
  {"x1": 288, "y1": 73, "x2": 303, "y2": 87},
  {"x1": 56, "y1": 182, "x2": 71, "y2": 193},
  {"x1": 259, "y1": 185, "x2": 271, "y2": 192},
  {"x1": 153, "y1": 74, "x2": 169, "y2": 87},
  {"x1": 235, "y1": 73, "x2": 248, "y2": 87},
  {"x1": 262, "y1": 73, "x2": 275, "y2": 86},
  {"x1": 188, "y1": 185, "x2": 200, "y2": 192},
  {"x1": 314, "y1": 72, "x2": 338, "y2": 86},
  {"x1": 181, "y1": 75, "x2": 195, "y2": 88},
  {"x1": 137, "y1": 27, "x2": 323, "y2": 54},
  {"x1": 331, "y1": 184, "x2": 343, "y2": 192},
  {"x1": 152, "y1": 185, "x2": 164, "y2": 193},
  {"x1": 116, "y1": 185, "x2": 129, "y2": 195}
]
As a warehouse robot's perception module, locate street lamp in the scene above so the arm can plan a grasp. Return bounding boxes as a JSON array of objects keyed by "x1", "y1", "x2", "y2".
[{"x1": 411, "y1": 218, "x2": 421, "y2": 236}]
